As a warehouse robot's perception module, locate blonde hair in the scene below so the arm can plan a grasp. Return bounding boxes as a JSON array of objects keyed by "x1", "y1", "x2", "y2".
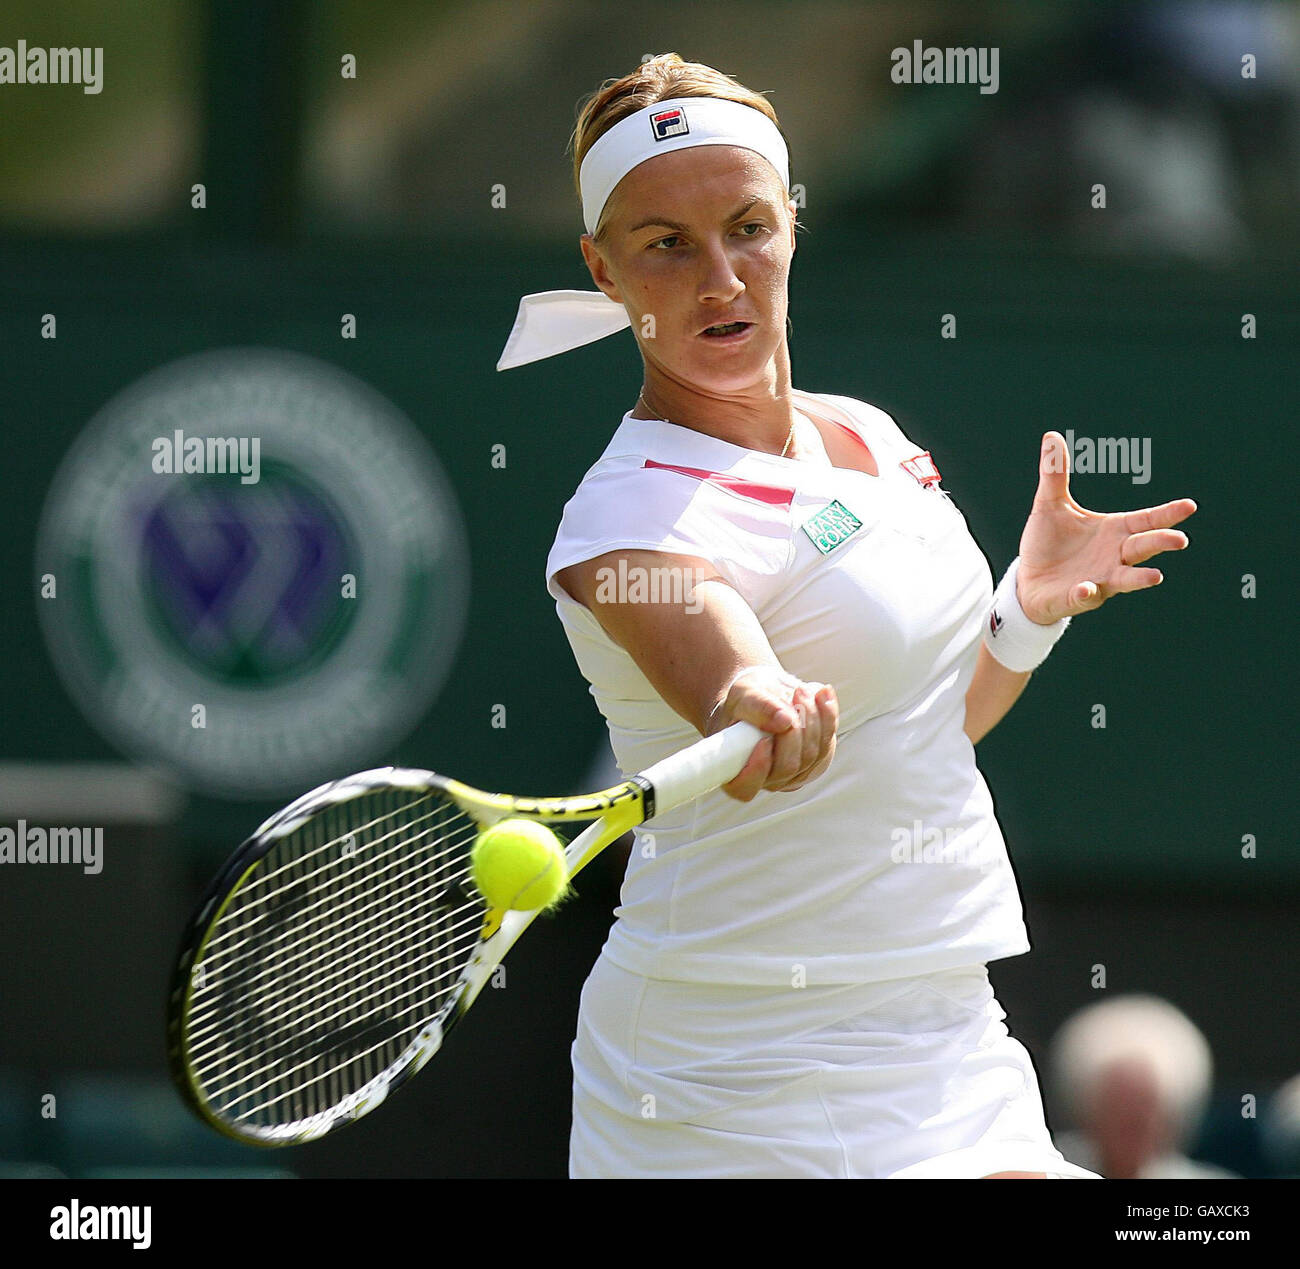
[{"x1": 569, "y1": 53, "x2": 787, "y2": 238}]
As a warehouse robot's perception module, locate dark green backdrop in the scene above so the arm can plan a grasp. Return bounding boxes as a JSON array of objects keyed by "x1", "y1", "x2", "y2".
[
  {"x1": 4, "y1": 230, "x2": 1291, "y2": 890},
  {"x1": 1, "y1": 226, "x2": 1294, "y2": 1177}
]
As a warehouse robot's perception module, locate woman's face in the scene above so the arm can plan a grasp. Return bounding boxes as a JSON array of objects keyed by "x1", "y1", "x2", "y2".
[{"x1": 580, "y1": 145, "x2": 798, "y2": 396}]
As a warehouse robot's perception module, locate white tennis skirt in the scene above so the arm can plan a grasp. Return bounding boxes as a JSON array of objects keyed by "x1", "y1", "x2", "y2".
[{"x1": 570, "y1": 954, "x2": 1099, "y2": 1179}]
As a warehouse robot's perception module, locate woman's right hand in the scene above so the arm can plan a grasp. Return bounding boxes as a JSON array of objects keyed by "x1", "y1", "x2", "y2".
[
  {"x1": 554, "y1": 549, "x2": 839, "y2": 802},
  {"x1": 707, "y1": 666, "x2": 838, "y2": 801}
]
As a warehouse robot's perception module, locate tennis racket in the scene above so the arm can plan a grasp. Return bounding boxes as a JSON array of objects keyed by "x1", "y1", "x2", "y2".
[{"x1": 167, "y1": 719, "x2": 764, "y2": 1146}]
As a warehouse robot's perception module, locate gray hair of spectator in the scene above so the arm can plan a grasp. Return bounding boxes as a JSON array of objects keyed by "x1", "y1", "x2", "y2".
[{"x1": 1050, "y1": 995, "x2": 1213, "y2": 1146}]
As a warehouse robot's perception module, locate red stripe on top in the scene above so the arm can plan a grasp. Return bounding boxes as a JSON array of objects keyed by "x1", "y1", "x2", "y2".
[{"x1": 643, "y1": 459, "x2": 795, "y2": 509}]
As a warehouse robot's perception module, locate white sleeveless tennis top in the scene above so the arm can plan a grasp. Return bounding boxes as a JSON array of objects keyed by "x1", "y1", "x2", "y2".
[{"x1": 544, "y1": 390, "x2": 1030, "y2": 985}]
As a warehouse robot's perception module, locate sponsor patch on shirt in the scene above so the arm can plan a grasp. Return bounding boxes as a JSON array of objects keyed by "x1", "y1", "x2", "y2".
[
  {"x1": 901, "y1": 450, "x2": 943, "y2": 489},
  {"x1": 802, "y1": 499, "x2": 863, "y2": 555},
  {"x1": 902, "y1": 450, "x2": 959, "y2": 507}
]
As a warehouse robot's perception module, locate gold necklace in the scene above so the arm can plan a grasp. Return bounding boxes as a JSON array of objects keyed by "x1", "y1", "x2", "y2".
[{"x1": 637, "y1": 392, "x2": 796, "y2": 458}]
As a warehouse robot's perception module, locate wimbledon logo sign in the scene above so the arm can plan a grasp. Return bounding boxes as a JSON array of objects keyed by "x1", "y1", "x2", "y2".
[{"x1": 36, "y1": 348, "x2": 470, "y2": 798}]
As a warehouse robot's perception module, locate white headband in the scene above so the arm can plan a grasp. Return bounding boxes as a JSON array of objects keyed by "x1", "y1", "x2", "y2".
[{"x1": 496, "y1": 96, "x2": 790, "y2": 371}]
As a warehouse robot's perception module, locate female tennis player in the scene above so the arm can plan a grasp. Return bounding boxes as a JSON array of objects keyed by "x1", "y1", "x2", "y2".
[{"x1": 498, "y1": 54, "x2": 1196, "y2": 1179}]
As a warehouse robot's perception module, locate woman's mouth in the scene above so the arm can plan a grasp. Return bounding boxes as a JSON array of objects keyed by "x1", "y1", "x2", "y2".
[{"x1": 700, "y1": 321, "x2": 753, "y2": 341}]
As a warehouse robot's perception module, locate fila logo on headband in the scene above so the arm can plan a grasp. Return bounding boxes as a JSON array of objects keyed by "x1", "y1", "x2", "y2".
[{"x1": 650, "y1": 107, "x2": 690, "y2": 141}]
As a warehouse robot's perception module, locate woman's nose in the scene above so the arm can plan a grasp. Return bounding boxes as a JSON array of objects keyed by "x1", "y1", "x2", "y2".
[{"x1": 698, "y1": 242, "x2": 744, "y2": 300}]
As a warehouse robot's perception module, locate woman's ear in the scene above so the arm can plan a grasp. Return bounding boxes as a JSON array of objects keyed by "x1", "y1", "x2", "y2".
[{"x1": 580, "y1": 233, "x2": 623, "y2": 304}]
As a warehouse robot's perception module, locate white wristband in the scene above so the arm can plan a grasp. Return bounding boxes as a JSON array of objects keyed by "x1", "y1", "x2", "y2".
[{"x1": 983, "y1": 557, "x2": 1071, "y2": 672}]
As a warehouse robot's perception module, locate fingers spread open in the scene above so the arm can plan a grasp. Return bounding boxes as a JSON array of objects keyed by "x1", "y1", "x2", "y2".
[
  {"x1": 1121, "y1": 527, "x2": 1188, "y2": 566},
  {"x1": 1112, "y1": 565, "x2": 1164, "y2": 594},
  {"x1": 1123, "y1": 497, "x2": 1197, "y2": 534}
]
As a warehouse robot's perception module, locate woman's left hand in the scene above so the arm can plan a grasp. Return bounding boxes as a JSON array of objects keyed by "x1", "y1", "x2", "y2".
[{"x1": 1015, "y1": 431, "x2": 1197, "y2": 626}]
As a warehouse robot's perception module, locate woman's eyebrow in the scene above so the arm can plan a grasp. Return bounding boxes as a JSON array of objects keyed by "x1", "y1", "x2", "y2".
[{"x1": 627, "y1": 198, "x2": 762, "y2": 235}]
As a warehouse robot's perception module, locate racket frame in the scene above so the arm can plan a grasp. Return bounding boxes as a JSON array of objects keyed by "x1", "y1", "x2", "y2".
[
  {"x1": 167, "y1": 769, "x2": 652, "y2": 1146},
  {"x1": 167, "y1": 720, "x2": 762, "y2": 1146}
]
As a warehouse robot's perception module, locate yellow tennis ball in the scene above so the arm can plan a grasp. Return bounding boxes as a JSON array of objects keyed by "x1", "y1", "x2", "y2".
[{"x1": 470, "y1": 819, "x2": 569, "y2": 911}]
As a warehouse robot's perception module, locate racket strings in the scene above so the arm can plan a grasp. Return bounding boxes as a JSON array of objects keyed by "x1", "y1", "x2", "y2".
[
  {"x1": 208, "y1": 908, "x2": 488, "y2": 1117},
  {"x1": 186, "y1": 814, "x2": 478, "y2": 1032},
  {"x1": 199, "y1": 814, "x2": 591, "y2": 1106},
  {"x1": 186, "y1": 857, "x2": 476, "y2": 1046},
  {"x1": 194, "y1": 900, "x2": 485, "y2": 1089},
  {"x1": 203, "y1": 794, "x2": 451, "y2": 947},
  {"x1": 185, "y1": 787, "x2": 490, "y2": 1131},
  {"x1": 211, "y1": 814, "x2": 463, "y2": 1122}
]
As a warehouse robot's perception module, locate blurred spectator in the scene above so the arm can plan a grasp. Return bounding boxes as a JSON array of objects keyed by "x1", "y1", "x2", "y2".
[
  {"x1": 1050, "y1": 995, "x2": 1238, "y2": 1178},
  {"x1": 1261, "y1": 1073, "x2": 1300, "y2": 1177},
  {"x1": 955, "y1": 0, "x2": 1300, "y2": 260}
]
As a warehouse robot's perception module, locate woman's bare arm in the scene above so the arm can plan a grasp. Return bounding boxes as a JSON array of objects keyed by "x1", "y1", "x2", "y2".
[
  {"x1": 555, "y1": 549, "x2": 837, "y2": 800},
  {"x1": 963, "y1": 643, "x2": 1032, "y2": 745}
]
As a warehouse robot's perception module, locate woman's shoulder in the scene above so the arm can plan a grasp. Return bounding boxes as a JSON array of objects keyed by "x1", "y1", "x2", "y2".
[
  {"x1": 558, "y1": 411, "x2": 797, "y2": 516},
  {"x1": 796, "y1": 389, "x2": 911, "y2": 446},
  {"x1": 553, "y1": 452, "x2": 792, "y2": 542}
]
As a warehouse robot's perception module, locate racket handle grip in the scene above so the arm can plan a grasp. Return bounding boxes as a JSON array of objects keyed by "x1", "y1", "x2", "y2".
[{"x1": 639, "y1": 720, "x2": 766, "y2": 819}]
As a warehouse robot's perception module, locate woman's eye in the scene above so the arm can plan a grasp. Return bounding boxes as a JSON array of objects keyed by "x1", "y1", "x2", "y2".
[{"x1": 650, "y1": 224, "x2": 765, "y2": 250}]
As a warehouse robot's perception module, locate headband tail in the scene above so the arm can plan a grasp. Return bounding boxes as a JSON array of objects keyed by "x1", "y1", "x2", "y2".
[{"x1": 496, "y1": 290, "x2": 633, "y2": 370}]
